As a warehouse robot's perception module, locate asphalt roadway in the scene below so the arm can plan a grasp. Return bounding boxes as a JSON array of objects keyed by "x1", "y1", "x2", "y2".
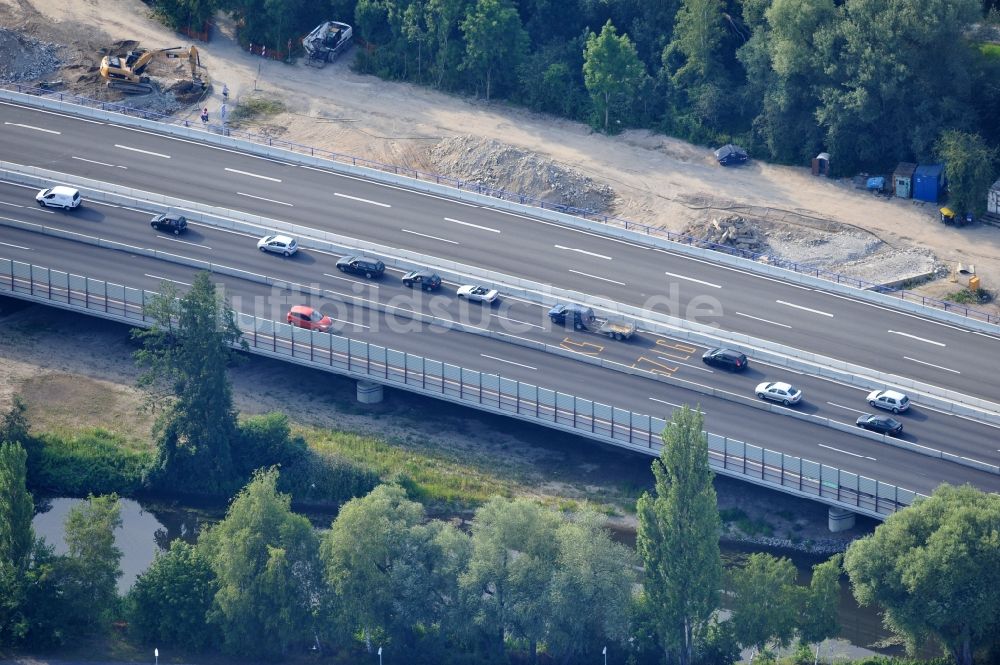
[
  {"x1": 0, "y1": 191, "x2": 998, "y2": 498},
  {"x1": 1, "y1": 99, "x2": 999, "y2": 409}
]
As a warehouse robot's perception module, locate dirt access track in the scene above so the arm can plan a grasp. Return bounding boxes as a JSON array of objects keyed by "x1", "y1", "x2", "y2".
[{"x1": 2, "y1": 0, "x2": 999, "y2": 303}]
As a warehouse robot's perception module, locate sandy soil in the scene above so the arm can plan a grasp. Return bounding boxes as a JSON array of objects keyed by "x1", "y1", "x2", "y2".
[{"x1": 1, "y1": 0, "x2": 997, "y2": 300}]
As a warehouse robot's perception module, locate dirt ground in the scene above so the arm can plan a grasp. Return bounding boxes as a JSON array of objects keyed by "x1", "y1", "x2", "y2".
[{"x1": 0, "y1": 0, "x2": 997, "y2": 298}]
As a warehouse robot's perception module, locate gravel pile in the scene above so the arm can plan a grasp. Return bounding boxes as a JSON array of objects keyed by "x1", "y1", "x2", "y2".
[
  {"x1": 431, "y1": 135, "x2": 615, "y2": 213},
  {"x1": 0, "y1": 27, "x2": 62, "y2": 83}
]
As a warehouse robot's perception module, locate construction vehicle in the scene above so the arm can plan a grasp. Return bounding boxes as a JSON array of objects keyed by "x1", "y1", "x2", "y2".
[
  {"x1": 99, "y1": 46, "x2": 205, "y2": 94},
  {"x1": 548, "y1": 304, "x2": 637, "y2": 341},
  {"x1": 302, "y1": 21, "x2": 353, "y2": 67}
]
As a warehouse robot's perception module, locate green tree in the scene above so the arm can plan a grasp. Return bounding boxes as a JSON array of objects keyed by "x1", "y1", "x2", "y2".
[
  {"x1": 126, "y1": 540, "x2": 217, "y2": 650},
  {"x1": 460, "y1": 497, "x2": 562, "y2": 663},
  {"x1": 936, "y1": 130, "x2": 999, "y2": 217},
  {"x1": 545, "y1": 512, "x2": 636, "y2": 664},
  {"x1": 321, "y1": 484, "x2": 471, "y2": 658},
  {"x1": 198, "y1": 468, "x2": 322, "y2": 658},
  {"x1": 153, "y1": 0, "x2": 219, "y2": 34},
  {"x1": 0, "y1": 395, "x2": 29, "y2": 447},
  {"x1": 64, "y1": 494, "x2": 124, "y2": 625},
  {"x1": 134, "y1": 271, "x2": 247, "y2": 494},
  {"x1": 798, "y1": 554, "x2": 842, "y2": 665},
  {"x1": 426, "y1": 0, "x2": 470, "y2": 89},
  {"x1": 729, "y1": 553, "x2": 799, "y2": 660},
  {"x1": 0, "y1": 442, "x2": 35, "y2": 645},
  {"x1": 460, "y1": 0, "x2": 529, "y2": 101},
  {"x1": 636, "y1": 406, "x2": 723, "y2": 665},
  {"x1": 583, "y1": 20, "x2": 647, "y2": 131},
  {"x1": 844, "y1": 484, "x2": 1000, "y2": 665}
]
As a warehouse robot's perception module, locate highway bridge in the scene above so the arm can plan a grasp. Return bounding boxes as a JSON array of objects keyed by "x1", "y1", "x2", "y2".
[{"x1": 2, "y1": 89, "x2": 998, "y2": 526}]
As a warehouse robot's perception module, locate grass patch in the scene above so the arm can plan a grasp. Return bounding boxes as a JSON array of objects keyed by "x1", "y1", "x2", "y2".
[
  {"x1": 229, "y1": 95, "x2": 287, "y2": 123},
  {"x1": 27, "y1": 428, "x2": 153, "y2": 496}
]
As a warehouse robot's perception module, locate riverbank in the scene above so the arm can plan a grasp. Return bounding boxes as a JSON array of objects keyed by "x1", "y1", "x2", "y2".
[{"x1": 0, "y1": 296, "x2": 876, "y2": 554}]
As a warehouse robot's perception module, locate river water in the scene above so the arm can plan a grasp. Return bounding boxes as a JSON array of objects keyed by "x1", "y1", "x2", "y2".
[{"x1": 32, "y1": 496, "x2": 901, "y2": 657}]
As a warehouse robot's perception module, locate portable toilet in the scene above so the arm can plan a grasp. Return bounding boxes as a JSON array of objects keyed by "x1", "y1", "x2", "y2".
[
  {"x1": 913, "y1": 164, "x2": 945, "y2": 203},
  {"x1": 893, "y1": 162, "x2": 917, "y2": 198}
]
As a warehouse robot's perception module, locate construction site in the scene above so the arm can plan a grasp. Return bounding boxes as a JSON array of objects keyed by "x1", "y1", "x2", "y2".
[{"x1": 0, "y1": 0, "x2": 995, "y2": 311}]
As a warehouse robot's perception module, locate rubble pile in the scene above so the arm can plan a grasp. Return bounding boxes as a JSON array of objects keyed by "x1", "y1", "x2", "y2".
[
  {"x1": 0, "y1": 28, "x2": 62, "y2": 83},
  {"x1": 686, "y1": 214, "x2": 769, "y2": 254},
  {"x1": 430, "y1": 135, "x2": 616, "y2": 213}
]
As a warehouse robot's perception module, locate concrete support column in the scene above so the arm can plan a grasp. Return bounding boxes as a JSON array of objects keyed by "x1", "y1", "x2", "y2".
[
  {"x1": 356, "y1": 380, "x2": 384, "y2": 404},
  {"x1": 828, "y1": 507, "x2": 856, "y2": 533}
]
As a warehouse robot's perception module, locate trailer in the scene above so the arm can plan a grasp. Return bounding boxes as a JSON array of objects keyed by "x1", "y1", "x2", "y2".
[
  {"x1": 548, "y1": 304, "x2": 637, "y2": 341},
  {"x1": 302, "y1": 21, "x2": 353, "y2": 67}
]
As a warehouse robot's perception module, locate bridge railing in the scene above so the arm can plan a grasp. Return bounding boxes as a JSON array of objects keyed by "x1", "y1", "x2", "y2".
[{"x1": 0, "y1": 257, "x2": 922, "y2": 519}]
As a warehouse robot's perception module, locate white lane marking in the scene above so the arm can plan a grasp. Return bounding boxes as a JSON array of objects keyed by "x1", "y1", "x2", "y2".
[
  {"x1": 0, "y1": 101, "x2": 104, "y2": 124},
  {"x1": 113, "y1": 123, "x2": 288, "y2": 163},
  {"x1": 225, "y1": 167, "x2": 282, "y2": 182},
  {"x1": 401, "y1": 228, "x2": 459, "y2": 244},
  {"x1": 567, "y1": 269, "x2": 626, "y2": 285},
  {"x1": 145, "y1": 274, "x2": 191, "y2": 286},
  {"x1": 0, "y1": 240, "x2": 31, "y2": 250},
  {"x1": 776, "y1": 300, "x2": 834, "y2": 317},
  {"x1": 889, "y1": 330, "x2": 945, "y2": 347},
  {"x1": 491, "y1": 314, "x2": 543, "y2": 329},
  {"x1": 819, "y1": 443, "x2": 875, "y2": 461},
  {"x1": 327, "y1": 317, "x2": 370, "y2": 329},
  {"x1": 661, "y1": 250, "x2": 815, "y2": 290},
  {"x1": 323, "y1": 272, "x2": 380, "y2": 287},
  {"x1": 72, "y1": 156, "x2": 127, "y2": 169},
  {"x1": 827, "y1": 402, "x2": 867, "y2": 415},
  {"x1": 491, "y1": 208, "x2": 659, "y2": 251},
  {"x1": 735, "y1": 311, "x2": 792, "y2": 328},
  {"x1": 659, "y1": 357, "x2": 714, "y2": 373},
  {"x1": 554, "y1": 244, "x2": 612, "y2": 260},
  {"x1": 114, "y1": 144, "x2": 171, "y2": 158},
  {"x1": 480, "y1": 354, "x2": 536, "y2": 370},
  {"x1": 903, "y1": 356, "x2": 960, "y2": 373},
  {"x1": 819, "y1": 290, "x2": 974, "y2": 333},
  {"x1": 334, "y1": 192, "x2": 391, "y2": 207},
  {"x1": 4, "y1": 121, "x2": 60, "y2": 134},
  {"x1": 0, "y1": 201, "x2": 25, "y2": 208},
  {"x1": 649, "y1": 397, "x2": 696, "y2": 411},
  {"x1": 664, "y1": 271, "x2": 721, "y2": 288},
  {"x1": 237, "y1": 191, "x2": 294, "y2": 207},
  {"x1": 300, "y1": 165, "x2": 480, "y2": 207},
  {"x1": 444, "y1": 217, "x2": 501, "y2": 233},
  {"x1": 157, "y1": 236, "x2": 211, "y2": 249}
]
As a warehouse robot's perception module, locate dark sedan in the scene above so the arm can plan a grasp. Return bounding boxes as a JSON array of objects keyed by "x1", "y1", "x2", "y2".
[
  {"x1": 150, "y1": 212, "x2": 188, "y2": 235},
  {"x1": 856, "y1": 414, "x2": 903, "y2": 437},
  {"x1": 701, "y1": 348, "x2": 748, "y2": 371}
]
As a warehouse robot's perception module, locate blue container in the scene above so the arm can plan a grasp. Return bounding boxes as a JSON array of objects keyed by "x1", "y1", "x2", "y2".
[{"x1": 913, "y1": 164, "x2": 945, "y2": 203}]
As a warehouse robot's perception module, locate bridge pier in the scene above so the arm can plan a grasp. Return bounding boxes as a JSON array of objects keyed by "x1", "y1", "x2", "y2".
[
  {"x1": 356, "y1": 380, "x2": 384, "y2": 404},
  {"x1": 828, "y1": 507, "x2": 856, "y2": 532}
]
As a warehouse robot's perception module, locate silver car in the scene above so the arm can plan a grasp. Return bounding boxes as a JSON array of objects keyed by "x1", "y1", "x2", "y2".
[
  {"x1": 457, "y1": 284, "x2": 499, "y2": 303},
  {"x1": 257, "y1": 234, "x2": 298, "y2": 256},
  {"x1": 866, "y1": 389, "x2": 910, "y2": 414},
  {"x1": 755, "y1": 381, "x2": 802, "y2": 406}
]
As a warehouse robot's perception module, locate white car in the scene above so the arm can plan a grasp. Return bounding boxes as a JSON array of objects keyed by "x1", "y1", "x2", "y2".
[
  {"x1": 36, "y1": 185, "x2": 81, "y2": 209},
  {"x1": 866, "y1": 389, "x2": 910, "y2": 413},
  {"x1": 755, "y1": 381, "x2": 802, "y2": 406},
  {"x1": 257, "y1": 234, "x2": 298, "y2": 256},
  {"x1": 457, "y1": 284, "x2": 499, "y2": 304}
]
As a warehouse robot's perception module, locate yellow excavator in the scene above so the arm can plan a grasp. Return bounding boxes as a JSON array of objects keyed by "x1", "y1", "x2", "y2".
[{"x1": 99, "y1": 45, "x2": 205, "y2": 94}]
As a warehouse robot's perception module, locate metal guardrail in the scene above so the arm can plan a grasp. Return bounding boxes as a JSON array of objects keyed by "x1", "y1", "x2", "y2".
[
  {"x1": 0, "y1": 257, "x2": 922, "y2": 519},
  {"x1": 4, "y1": 82, "x2": 996, "y2": 326}
]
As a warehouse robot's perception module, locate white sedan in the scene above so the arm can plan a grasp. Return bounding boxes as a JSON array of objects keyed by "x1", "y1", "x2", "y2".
[
  {"x1": 755, "y1": 381, "x2": 802, "y2": 406},
  {"x1": 457, "y1": 284, "x2": 500, "y2": 304}
]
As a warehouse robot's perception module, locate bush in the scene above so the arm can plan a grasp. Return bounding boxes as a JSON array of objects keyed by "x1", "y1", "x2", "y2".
[
  {"x1": 234, "y1": 412, "x2": 307, "y2": 477},
  {"x1": 277, "y1": 450, "x2": 380, "y2": 508},
  {"x1": 26, "y1": 428, "x2": 152, "y2": 495}
]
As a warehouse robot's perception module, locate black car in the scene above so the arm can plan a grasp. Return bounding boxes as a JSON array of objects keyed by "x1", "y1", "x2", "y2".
[
  {"x1": 402, "y1": 269, "x2": 442, "y2": 291},
  {"x1": 701, "y1": 348, "x2": 748, "y2": 371},
  {"x1": 856, "y1": 414, "x2": 903, "y2": 437},
  {"x1": 336, "y1": 255, "x2": 385, "y2": 279},
  {"x1": 150, "y1": 212, "x2": 188, "y2": 235},
  {"x1": 713, "y1": 144, "x2": 749, "y2": 166}
]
